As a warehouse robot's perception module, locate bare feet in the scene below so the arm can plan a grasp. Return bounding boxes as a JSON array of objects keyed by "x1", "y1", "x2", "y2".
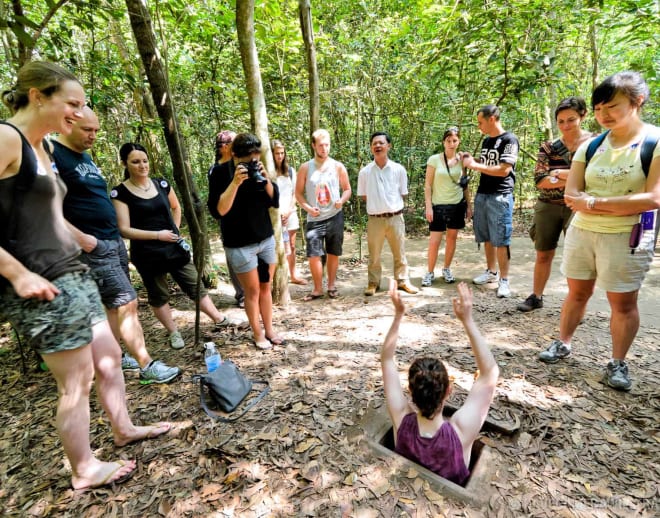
[
  {"x1": 72, "y1": 458, "x2": 136, "y2": 490},
  {"x1": 114, "y1": 422, "x2": 172, "y2": 447},
  {"x1": 291, "y1": 277, "x2": 308, "y2": 285}
]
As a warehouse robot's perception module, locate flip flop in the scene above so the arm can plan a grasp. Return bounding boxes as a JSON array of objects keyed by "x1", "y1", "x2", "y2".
[
  {"x1": 75, "y1": 460, "x2": 136, "y2": 490},
  {"x1": 266, "y1": 335, "x2": 286, "y2": 346},
  {"x1": 302, "y1": 293, "x2": 324, "y2": 302},
  {"x1": 327, "y1": 288, "x2": 339, "y2": 299}
]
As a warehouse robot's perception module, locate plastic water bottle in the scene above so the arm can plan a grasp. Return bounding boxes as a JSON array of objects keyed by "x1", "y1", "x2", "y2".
[{"x1": 204, "y1": 342, "x2": 221, "y2": 373}]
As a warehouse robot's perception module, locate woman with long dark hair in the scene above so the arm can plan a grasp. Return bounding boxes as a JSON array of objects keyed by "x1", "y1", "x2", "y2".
[{"x1": 112, "y1": 143, "x2": 243, "y2": 350}]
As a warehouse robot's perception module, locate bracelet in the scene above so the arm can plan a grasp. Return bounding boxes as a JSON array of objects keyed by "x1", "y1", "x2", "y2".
[{"x1": 586, "y1": 197, "x2": 596, "y2": 210}]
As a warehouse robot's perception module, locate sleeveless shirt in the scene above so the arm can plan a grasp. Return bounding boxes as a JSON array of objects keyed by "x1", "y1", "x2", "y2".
[{"x1": 304, "y1": 158, "x2": 342, "y2": 223}]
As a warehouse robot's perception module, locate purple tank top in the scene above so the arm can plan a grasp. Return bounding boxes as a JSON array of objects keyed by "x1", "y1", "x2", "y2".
[{"x1": 394, "y1": 413, "x2": 470, "y2": 486}]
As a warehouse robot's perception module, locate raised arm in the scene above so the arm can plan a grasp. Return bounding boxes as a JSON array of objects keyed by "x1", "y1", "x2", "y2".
[
  {"x1": 381, "y1": 279, "x2": 415, "y2": 431},
  {"x1": 450, "y1": 282, "x2": 499, "y2": 446}
]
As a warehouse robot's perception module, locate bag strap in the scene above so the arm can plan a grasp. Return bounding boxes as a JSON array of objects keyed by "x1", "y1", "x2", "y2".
[
  {"x1": 584, "y1": 131, "x2": 609, "y2": 170},
  {"x1": 443, "y1": 153, "x2": 466, "y2": 187},
  {"x1": 585, "y1": 129, "x2": 659, "y2": 177},
  {"x1": 196, "y1": 375, "x2": 270, "y2": 423},
  {"x1": 549, "y1": 138, "x2": 572, "y2": 166}
]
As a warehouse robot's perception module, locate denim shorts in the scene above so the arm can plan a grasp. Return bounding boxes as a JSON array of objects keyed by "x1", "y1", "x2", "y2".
[
  {"x1": 0, "y1": 271, "x2": 106, "y2": 355},
  {"x1": 225, "y1": 235, "x2": 277, "y2": 275},
  {"x1": 305, "y1": 211, "x2": 344, "y2": 257},
  {"x1": 561, "y1": 225, "x2": 654, "y2": 292},
  {"x1": 80, "y1": 237, "x2": 137, "y2": 309},
  {"x1": 473, "y1": 192, "x2": 513, "y2": 246}
]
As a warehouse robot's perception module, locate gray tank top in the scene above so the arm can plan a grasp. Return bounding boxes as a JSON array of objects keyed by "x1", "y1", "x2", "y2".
[{"x1": 304, "y1": 158, "x2": 342, "y2": 223}]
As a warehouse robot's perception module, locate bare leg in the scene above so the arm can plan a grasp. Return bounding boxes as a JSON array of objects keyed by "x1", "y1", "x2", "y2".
[
  {"x1": 532, "y1": 249, "x2": 555, "y2": 297},
  {"x1": 88, "y1": 321, "x2": 170, "y2": 446},
  {"x1": 151, "y1": 303, "x2": 177, "y2": 334},
  {"x1": 261, "y1": 263, "x2": 281, "y2": 342},
  {"x1": 559, "y1": 278, "x2": 596, "y2": 344},
  {"x1": 483, "y1": 241, "x2": 497, "y2": 272},
  {"x1": 114, "y1": 300, "x2": 151, "y2": 368},
  {"x1": 496, "y1": 245, "x2": 510, "y2": 279},
  {"x1": 41, "y1": 344, "x2": 136, "y2": 489},
  {"x1": 427, "y1": 231, "x2": 443, "y2": 272},
  {"x1": 326, "y1": 254, "x2": 339, "y2": 291},
  {"x1": 444, "y1": 229, "x2": 458, "y2": 268},
  {"x1": 288, "y1": 230, "x2": 306, "y2": 284},
  {"x1": 237, "y1": 268, "x2": 264, "y2": 341},
  {"x1": 607, "y1": 291, "x2": 639, "y2": 360},
  {"x1": 308, "y1": 256, "x2": 324, "y2": 295},
  {"x1": 199, "y1": 294, "x2": 226, "y2": 323}
]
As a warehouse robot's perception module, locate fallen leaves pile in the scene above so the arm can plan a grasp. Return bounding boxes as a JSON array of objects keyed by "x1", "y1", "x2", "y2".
[{"x1": 1, "y1": 236, "x2": 658, "y2": 517}]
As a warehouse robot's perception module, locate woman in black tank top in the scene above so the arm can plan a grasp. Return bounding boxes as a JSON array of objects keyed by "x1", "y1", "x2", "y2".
[{"x1": 0, "y1": 62, "x2": 169, "y2": 491}]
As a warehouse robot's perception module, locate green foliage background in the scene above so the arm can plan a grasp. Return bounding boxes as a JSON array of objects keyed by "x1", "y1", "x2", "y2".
[{"x1": 1, "y1": 0, "x2": 658, "y2": 229}]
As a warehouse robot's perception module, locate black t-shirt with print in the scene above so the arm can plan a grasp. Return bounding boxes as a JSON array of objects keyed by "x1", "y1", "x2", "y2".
[{"x1": 476, "y1": 132, "x2": 519, "y2": 195}]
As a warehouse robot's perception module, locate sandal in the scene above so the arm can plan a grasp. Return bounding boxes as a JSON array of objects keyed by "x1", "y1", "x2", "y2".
[
  {"x1": 266, "y1": 335, "x2": 286, "y2": 346},
  {"x1": 302, "y1": 293, "x2": 324, "y2": 302},
  {"x1": 327, "y1": 288, "x2": 339, "y2": 299}
]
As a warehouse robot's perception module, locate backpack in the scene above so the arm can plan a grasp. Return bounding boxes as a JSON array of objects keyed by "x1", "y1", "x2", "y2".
[{"x1": 585, "y1": 128, "x2": 660, "y2": 177}]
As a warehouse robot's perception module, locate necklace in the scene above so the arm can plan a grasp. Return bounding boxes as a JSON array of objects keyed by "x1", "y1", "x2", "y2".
[{"x1": 129, "y1": 178, "x2": 152, "y2": 192}]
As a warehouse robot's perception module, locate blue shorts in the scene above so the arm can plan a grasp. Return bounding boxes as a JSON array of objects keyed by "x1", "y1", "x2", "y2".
[
  {"x1": 80, "y1": 237, "x2": 137, "y2": 309},
  {"x1": 473, "y1": 192, "x2": 513, "y2": 247},
  {"x1": 225, "y1": 235, "x2": 277, "y2": 275},
  {"x1": 305, "y1": 211, "x2": 344, "y2": 257}
]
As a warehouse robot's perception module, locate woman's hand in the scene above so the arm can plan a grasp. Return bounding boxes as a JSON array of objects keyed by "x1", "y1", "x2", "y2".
[
  {"x1": 156, "y1": 229, "x2": 179, "y2": 242},
  {"x1": 388, "y1": 278, "x2": 406, "y2": 316},
  {"x1": 12, "y1": 271, "x2": 60, "y2": 301},
  {"x1": 564, "y1": 191, "x2": 591, "y2": 212},
  {"x1": 452, "y1": 282, "x2": 473, "y2": 323},
  {"x1": 425, "y1": 207, "x2": 433, "y2": 223},
  {"x1": 233, "y1": 164, "x2": 250, "y2": 187}
]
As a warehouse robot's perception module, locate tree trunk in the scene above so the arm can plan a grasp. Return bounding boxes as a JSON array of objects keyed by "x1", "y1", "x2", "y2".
[
  {"x1": 298, "y1": 0, "x2": 320, "y2": 147},
  {"x1": 124, "y1": 0, "x2": 208, "y2": 343},
  {"x1": 236, "y1": 0, "x2": 289, "y2": 305}
]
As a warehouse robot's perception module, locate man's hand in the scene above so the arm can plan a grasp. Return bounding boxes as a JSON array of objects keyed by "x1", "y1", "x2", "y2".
[
  {"x1": 388, "y1": 278, "x2": 406, "y2": 316},
  {"x1": 12, "y1": 271, "x2": 60, "y2": 301},
  {"x1": 452, "y1": 282, "x2": 473, "y2": 323}
]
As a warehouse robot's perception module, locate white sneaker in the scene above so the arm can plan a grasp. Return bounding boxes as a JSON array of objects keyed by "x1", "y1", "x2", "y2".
[
  {"x1": 473, "y1": 269, "x2": 499, "y2": 285},
  {"x1": 497, "y1": 279, "x2": 511, "y2": 298},
  {"x1": 421, "y1": 272, "x2": 434, "y2": 287},
  {"x1": 169, "y1": 330, "x2": 185, "y2": 350},
  {"x1": 442, "y1": 268, "x2": 455, "y2": 284}
]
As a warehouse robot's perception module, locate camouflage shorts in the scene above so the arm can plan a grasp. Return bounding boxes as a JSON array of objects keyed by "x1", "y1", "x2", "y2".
[{"x1": 0, "y1": 271, "x2": 106, "y2": 355}]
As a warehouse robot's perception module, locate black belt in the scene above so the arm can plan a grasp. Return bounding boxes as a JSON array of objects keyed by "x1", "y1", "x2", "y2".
[{"x1": 369, "y1": 209, "x2": 403, "y2": 218}]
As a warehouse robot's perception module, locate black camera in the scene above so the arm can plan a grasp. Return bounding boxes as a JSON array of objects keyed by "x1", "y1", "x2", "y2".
[
  {"x1": 176, "y1": 237, "x2": 191, "y2": 252},
  {"x1": 239, "y1": 160, "x2": 266, "y2": 184}
]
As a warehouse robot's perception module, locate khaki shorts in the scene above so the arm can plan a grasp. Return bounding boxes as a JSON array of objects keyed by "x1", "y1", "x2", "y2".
[
  {"x1": 561, "y1": 226, "x2": 654, "y2": 292},
  {"x1": 0, "y1": 271, "x2": 106, "y2": 355},
  {"x1": 531, "y1": 200, "x2": 573, "y2": 252}
]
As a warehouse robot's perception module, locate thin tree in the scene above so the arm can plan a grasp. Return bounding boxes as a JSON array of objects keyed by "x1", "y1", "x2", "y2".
[
  {"x1": 298, "y1": 0, "x2": 320, "y2": 145},
  {"x1": 236, "y1": 0, "x2": 289, "y2": 305},
  {"x1": 124, "y1": 0, "x2": 208, "y2": 343}
]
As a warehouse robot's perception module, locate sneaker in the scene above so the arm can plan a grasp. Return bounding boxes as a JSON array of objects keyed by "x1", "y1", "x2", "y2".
[
  {"x1": 538, "y1": 339, "x2": 571, "y2": 363},
  {"x1": 421, "y1": 272, "x2": 435, "y2": 287},
  {"x1": 517, "y1": 293, "x2": 543, "y2": 312},
  {"x1": 139, "y1": 360, "x2": 181, "y2": 384},
  {"x1": 169, "y1": 331, "x2": 185, "y2": 350},
  {"x1": 473, "y1": 269, "x2": 499, "y2": 285},
  {"x1": 604, "y1": 360, "x2": 632, "y2": 391},
  {"x1": 442, "y1": 268, "x2": 455, "y2": 284},
  {"x1": 364, "y1": 283, "x2": 379, "y2": 296},
  {"x1": 497, "y1": 279, "x2": 511, "y2": 298},
  {"x1": 121, "y1": 353, "x2": 140, "y2": 371}
]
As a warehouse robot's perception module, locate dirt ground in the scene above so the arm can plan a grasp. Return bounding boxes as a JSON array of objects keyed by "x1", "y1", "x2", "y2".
[{"x1": 1, "y1": 228, "x2": 659, "y2": 517}]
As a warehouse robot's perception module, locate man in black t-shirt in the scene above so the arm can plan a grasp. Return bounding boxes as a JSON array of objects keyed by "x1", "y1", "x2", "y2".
[
  {"x1": 54, "y1": 107, "x2": 180, "y2": 384},
  {"x1": 463, "y1": 104, "x2": 519, "y2": 298}
]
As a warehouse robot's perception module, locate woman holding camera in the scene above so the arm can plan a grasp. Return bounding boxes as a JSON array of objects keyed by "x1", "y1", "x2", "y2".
[
  {"x1": 422, "y1": 127, "x2": 471, "y2": 287},
  {"x1": 208, "y1": 133, "x2": 282, "y2": 350},
  {"x1": 112, "y1": 143, "x2": 240, "y2": 350}
]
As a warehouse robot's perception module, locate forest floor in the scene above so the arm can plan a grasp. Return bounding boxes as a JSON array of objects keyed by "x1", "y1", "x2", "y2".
[{"x1": 1, "y1": 221, "x2": 659, "y2": 517}]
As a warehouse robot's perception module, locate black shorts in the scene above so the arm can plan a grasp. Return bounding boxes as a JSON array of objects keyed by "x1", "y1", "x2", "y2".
[{"x1": 429, "y1": 200, "x2": 466, "y2": 232}]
